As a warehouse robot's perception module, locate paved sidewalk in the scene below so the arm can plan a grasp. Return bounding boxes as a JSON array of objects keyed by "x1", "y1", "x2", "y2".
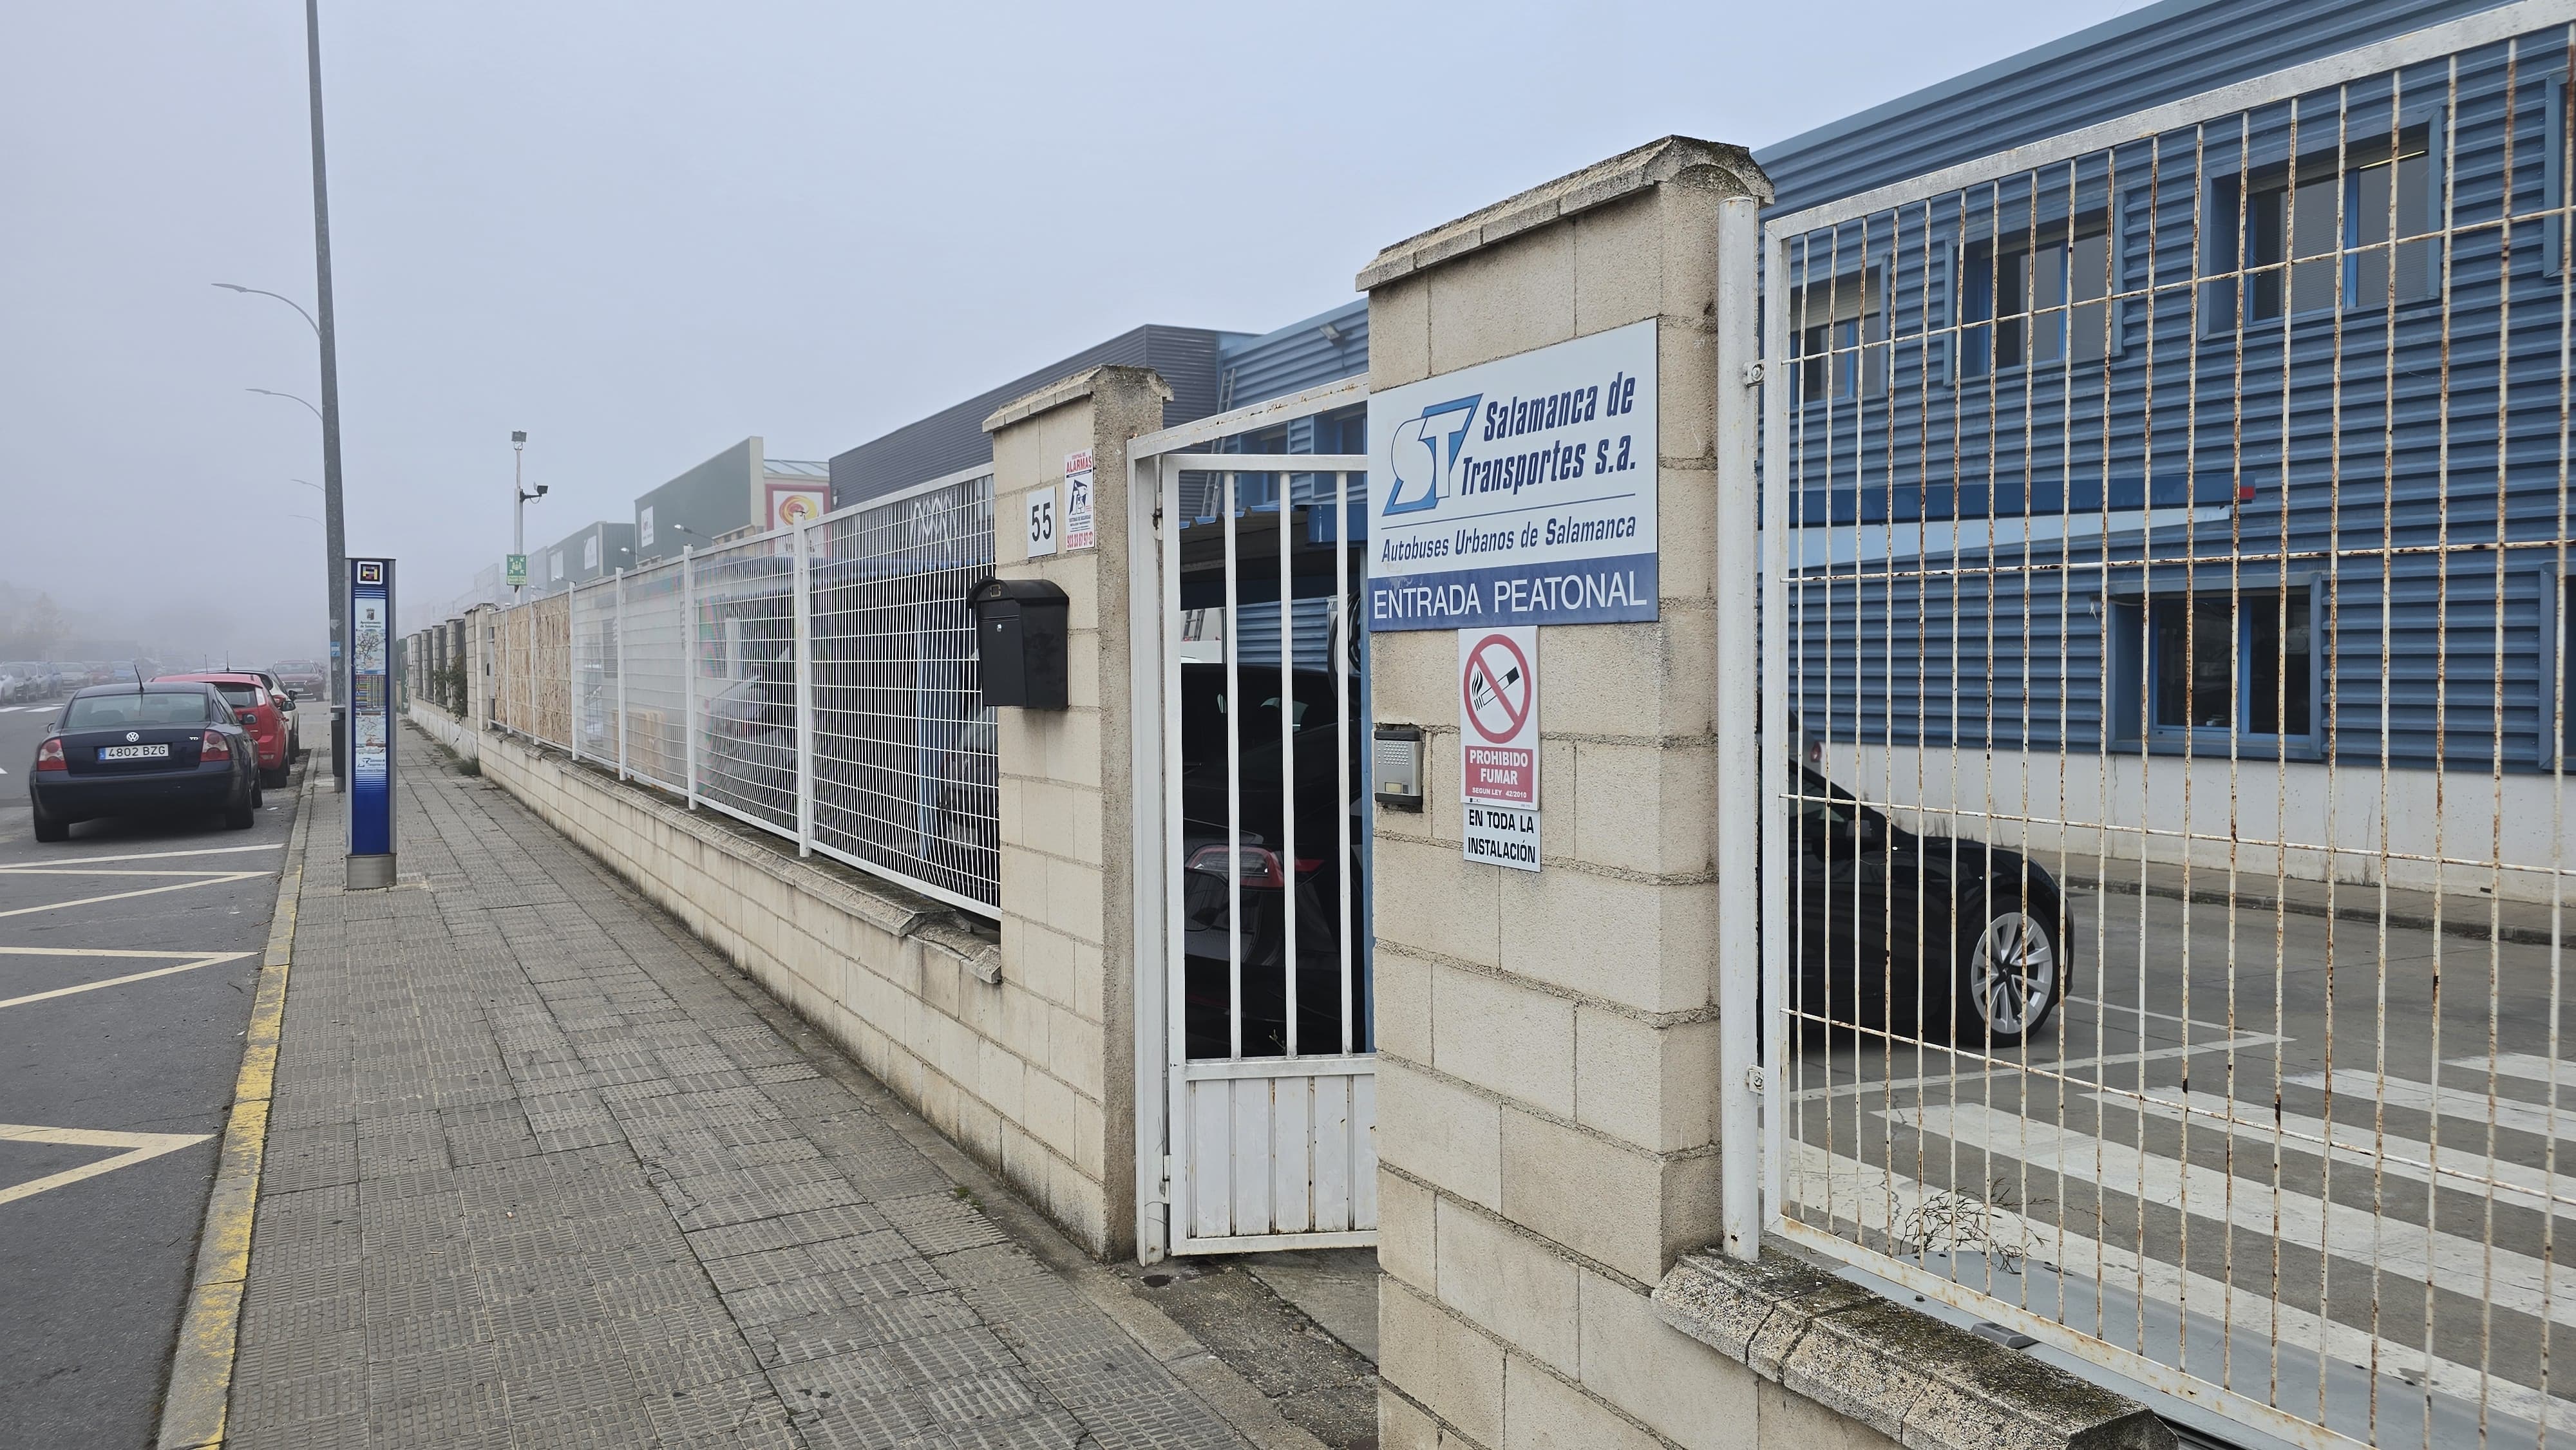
[{"x1": 226, "y1": 755, "x2": 1249, "y2": 1449}]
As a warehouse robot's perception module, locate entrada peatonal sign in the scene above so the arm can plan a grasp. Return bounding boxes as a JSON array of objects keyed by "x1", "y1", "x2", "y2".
[{"x1": 1365, "y1": 319, "x2": 1656, "y2": 632}]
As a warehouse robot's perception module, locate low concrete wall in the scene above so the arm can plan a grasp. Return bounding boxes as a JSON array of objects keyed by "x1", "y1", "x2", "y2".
[
  {"x1": 408, "y1": 700, "x2": 478, "y2": 763},
  {"x1": 460, "y1": 724, "x2": 1126, "y2": 1252},
  {"x1": 1820, "y1": 740, "x2": 2574, "y2": 905}
]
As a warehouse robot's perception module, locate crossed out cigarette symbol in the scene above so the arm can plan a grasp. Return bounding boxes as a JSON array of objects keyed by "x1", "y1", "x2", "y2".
[{"x1": 1463, "y1": 635, "x2": 1531, "y2": 744}]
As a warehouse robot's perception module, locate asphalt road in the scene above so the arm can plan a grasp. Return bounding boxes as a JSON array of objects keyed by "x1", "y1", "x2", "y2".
[
  {"x1": 0, "y1": 697, "x2": 310, "y2": 1448},
  {"x1": 1788, "y1": 885, "x2": 2576, "y2": 1450}
]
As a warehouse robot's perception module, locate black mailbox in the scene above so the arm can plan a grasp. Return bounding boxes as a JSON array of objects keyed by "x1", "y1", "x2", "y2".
[{"x1": 969, "y1": 577, "x2": 1070, "y2": 709}]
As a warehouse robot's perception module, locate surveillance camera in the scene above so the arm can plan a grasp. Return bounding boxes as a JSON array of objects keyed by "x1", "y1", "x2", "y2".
[
  {"x1": 535, "y1": 484, "x2": 549, "y2": 496},
  {"x1": 511, "y1": 430, "x2": 527, "y2": 445}
]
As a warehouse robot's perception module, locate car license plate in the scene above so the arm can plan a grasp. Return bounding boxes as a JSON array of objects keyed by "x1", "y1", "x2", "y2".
[{"x1": 99, "y1": 743, "x2": 169, "y2": 760}]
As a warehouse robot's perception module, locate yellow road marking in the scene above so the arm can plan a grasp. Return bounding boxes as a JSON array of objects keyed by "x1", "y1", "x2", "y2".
[
  {"x1": 155, "y1": 771, "x2": 308, "y2": 1450},
  {"x1": 0, "y1": 952, "x2": 252, "y2": 1010},
  {"x1": 0, "y1": 1124, "x2": 215, "y2": 1207},
  {"x1": 0, "y1": 843, "x2": 284, "y2": 870},
  {"x1": 0, "y1": 873, "x2": 268, "y2": 920}
]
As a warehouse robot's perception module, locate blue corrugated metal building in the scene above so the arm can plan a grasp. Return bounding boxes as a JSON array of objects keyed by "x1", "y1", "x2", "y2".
[{"x1": 1757, "y1": 0, "x2": 2569, "y2": 779}]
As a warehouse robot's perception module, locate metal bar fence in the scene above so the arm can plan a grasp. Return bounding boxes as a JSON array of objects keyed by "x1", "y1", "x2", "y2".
[
  {"x1": 1756, "y1": 6, "x2": 2576, "y2": 1449},
  {"x1": 475, "y1": 472, "x2": 1000, "y2": 917}
]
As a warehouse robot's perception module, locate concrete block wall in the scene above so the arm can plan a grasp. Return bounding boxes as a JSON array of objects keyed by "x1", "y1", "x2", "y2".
[
  {"x1": 1359, "y1": 137, "x2": 1799, "y2": 1450},
  {"x1": 980, "y1": 364, "x2": 1173, "y2": 1259}
]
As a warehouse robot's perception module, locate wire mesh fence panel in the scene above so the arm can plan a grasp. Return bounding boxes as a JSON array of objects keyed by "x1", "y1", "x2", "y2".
[
  {"x1": 569, "y1": 577, "x2": 619, "y2": 764},
  {"x1": 1759, "y1": 12, "x2": 2576, "y2": 1450},
  {"x1": 688, "y1": 536, "x2": 799, "y2": 838},
  {"x1": 806, "y1": 473, "x2": 998, "y2": 915},
  {"x1": 620, "y1": 560, "x2": 688, "y2": 793}
]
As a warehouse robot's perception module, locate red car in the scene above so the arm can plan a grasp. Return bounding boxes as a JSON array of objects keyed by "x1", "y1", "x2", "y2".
[{"x1": 154, "y1": 673, "x2": 292, "y2": 788}]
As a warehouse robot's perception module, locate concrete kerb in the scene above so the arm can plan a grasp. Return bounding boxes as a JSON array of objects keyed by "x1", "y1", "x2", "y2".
[
  {"x1": 1653, "y1": 1248, "x2": 2174, "y2": 1450},
  {"x1": 154, "y1": 761, "x2": 315, "y2": 1450}
]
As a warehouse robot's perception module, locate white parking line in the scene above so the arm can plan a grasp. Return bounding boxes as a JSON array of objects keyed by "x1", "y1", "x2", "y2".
[
  {"x1": 0, "y1": 843, "x2": 285, "y2": 869},
  {"x1": 0, "y1": 874, "x2": 270, "y2": 920},
  {"x1": 0, "y1": 1124, "x2": 214, "y2": 1206},
  {"x1": 0, "y1": 948, "x2": 254, "y2": 1010}
]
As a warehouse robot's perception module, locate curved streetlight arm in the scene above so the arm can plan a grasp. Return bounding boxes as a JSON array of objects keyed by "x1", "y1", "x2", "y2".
[
  {"x1": 288, "y1": 477, "x2": 323, "y2": 493},
  {"x1": 212, "y1": 282, "x2": 321, "y2": 337},
  {"x1": 247, "y1": 387, "x2": 324, "y2": 423}
]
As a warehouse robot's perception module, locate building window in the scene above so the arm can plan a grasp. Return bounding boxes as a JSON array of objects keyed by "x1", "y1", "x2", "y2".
[
  {"x1": 2140, "y1": 586, "x2": 2315, "y2": 739},
  {"x1": 1790, "y1": 268, "x2": 1886, "y2": 403},
  {"x1": 1961, "y1": 220, "x2": 2112, "y2": 376},
  {"x1": 2212, "y1": 127, "x2": 2437, "y2": 325}
]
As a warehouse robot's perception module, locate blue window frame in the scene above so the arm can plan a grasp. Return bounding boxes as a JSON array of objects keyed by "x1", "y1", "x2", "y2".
[
  {"x1": 1788, "y1": 267, "x2": 1886, "y2": 403},
  {"x1": 1960, "y1": 216, "x2": 2114, "y2": 377},
  {"x1": 2208, "y1": 125, "x2": 2441, "y2": 328},
  {"x1": 2112, "y1": 579, "x2": 2324, "y2": 752}
]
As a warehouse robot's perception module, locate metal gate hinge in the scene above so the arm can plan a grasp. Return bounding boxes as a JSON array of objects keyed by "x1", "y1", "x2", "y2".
[{"x1": 1741, "y1": 360, "x2": 1765, "y2": 387}]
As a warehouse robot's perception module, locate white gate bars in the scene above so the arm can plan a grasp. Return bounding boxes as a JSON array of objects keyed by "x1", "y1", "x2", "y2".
[
  {"x1": 1128, "y1": 378, "x2": 1377, "y2": 1261},
  {"x1": 1756, "y1": 6, "x2": 2576, "y2": 1449},
  {"x1": 479, "y1": 469, "x2": 1001, "y2": 918}
]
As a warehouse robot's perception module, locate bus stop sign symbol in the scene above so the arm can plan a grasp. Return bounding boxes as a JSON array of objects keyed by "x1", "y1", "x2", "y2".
[{"x1": 1460, "y1": 628, "x2": 1537, "y2": 807}]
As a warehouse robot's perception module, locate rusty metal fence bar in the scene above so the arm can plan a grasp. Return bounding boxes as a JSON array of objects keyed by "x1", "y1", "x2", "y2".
[
  {"x1": 475, "y1": 473, "x2": 1000, "y2": 918},
  {"x1": 1756, "y1": 6, "x2": 2576, "y2": 1450}
]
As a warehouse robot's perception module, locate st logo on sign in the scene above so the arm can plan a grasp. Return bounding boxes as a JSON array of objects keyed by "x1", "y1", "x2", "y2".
[{"x1": 1459, "y1": 626, "x2": 1541, "y2": 871}]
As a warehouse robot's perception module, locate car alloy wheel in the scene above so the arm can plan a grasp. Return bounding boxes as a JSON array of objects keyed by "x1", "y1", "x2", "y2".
[{"x1": 1966, "y1": 908, "x2": 2058, "y2": 1041}]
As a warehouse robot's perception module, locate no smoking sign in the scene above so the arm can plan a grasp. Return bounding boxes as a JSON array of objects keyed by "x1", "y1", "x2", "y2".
[{"x1": 1459, "y1": 627, "x2": 1537, "y2": 808}]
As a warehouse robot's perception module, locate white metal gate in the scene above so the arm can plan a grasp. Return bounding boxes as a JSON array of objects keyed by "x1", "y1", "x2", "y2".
[{"x1": 1128, "y1": 380, "x2": 1379, "y2": 1260}]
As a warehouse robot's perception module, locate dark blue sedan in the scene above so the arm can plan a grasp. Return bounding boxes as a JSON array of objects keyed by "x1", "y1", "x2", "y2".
[{"x1": 28, "y1": 683, "x2": 263, "y2": 842}]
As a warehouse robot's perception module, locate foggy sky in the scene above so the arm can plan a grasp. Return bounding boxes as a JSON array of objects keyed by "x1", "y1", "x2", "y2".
[{"x1": 0, "y1": 1, "x2": 2146, "y2": 661}]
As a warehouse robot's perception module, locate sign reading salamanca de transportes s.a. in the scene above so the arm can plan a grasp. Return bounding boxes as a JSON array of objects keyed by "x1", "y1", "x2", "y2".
[{"x1": 1365, "y1": 319, "x2": 1656, "y2": 632}]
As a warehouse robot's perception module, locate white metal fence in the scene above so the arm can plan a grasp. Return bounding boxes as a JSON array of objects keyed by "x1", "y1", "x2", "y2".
[
  {"x1": 1758, "y1": 7, "x2": 2576, "y2": 1449},
  {"x1": 488, "y1": 467, "x2": 999, "y2": 917}
]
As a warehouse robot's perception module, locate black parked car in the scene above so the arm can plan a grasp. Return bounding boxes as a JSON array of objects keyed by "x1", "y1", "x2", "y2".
[
  {"x1": 1177, "y1": 662, "x2": 1364, "y2": 1059},
  {"x1": 28, "y1": 683, "x2": 263, "y2": 842},
  {"x1": 1788, "y1": 766, "x2": 2069, "y2": 1048}
]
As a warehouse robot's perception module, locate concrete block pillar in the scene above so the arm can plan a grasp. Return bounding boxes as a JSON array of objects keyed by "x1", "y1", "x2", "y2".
[
  {"x1": 466, "y1": 605, "x2": 496, "y2": 725},
  {"x1": 980, "y1": 364, "x2": 1173, "y2": 1258},
  {"x1": 1358, "y1": 137, "x2": 1776, "y2": 1449}
]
